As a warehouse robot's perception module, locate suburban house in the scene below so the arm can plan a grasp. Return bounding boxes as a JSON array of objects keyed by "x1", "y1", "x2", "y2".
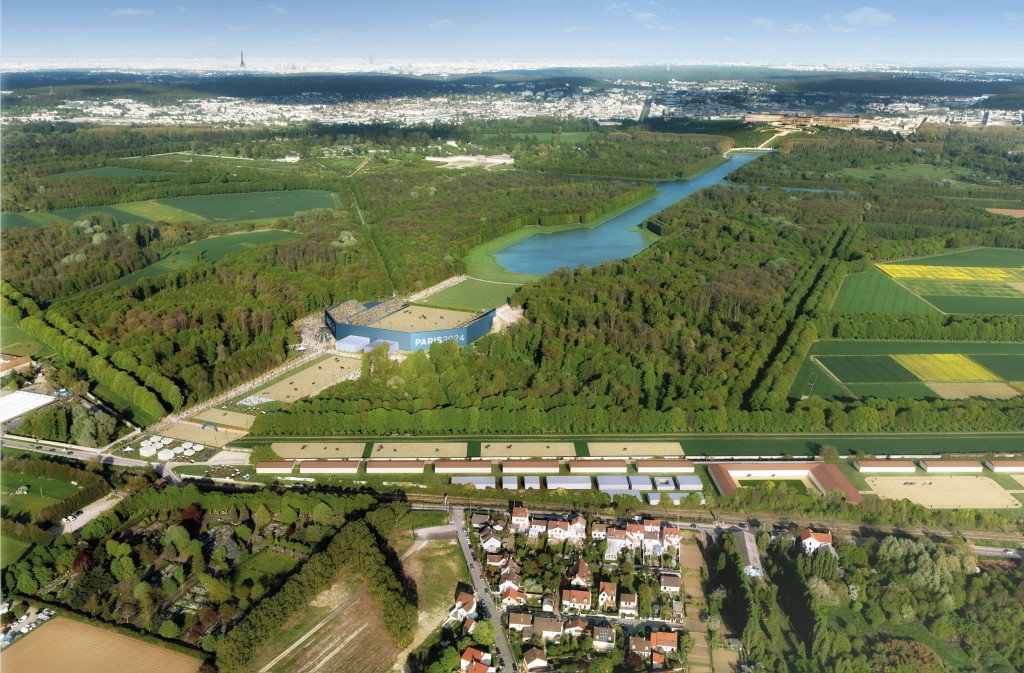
[
  {"x1": 500, "y1": 587, "x2": 527, "y2": 608},
  {"x1": 497, "y1": 570, "x2": 522, "y2": 593},
  {"x1": 460, "y1": 647, "x2": 493, "y2": 672},
  {"x1": 547, "y1": 519, "x2": 570, "y2": 541},
  {"x1": 480, "y1": 532, "x2": 503, "y2": 553},
  {"x1": 463, "y1": 617, "x2": 475, "y2": 635},
  {"x1": 800, "y1": 529, "x2": 834, "y2": 555},
  {"x1": 563, "y1": 618, "x2": 587, "y2": 637},
  {"x1": 598, "y1": 581, "x2": 617, "y2": 610},
  {"x1": 452, "y1": 591, "x2": 477, "y2": 620},
  {"x1": 534, "y1": 616, "x2": 563, "y2": 641},
  {"x1": 471, "y1": 513, "x2": 491, "y2": 528},
  {"x1": 591, "y1": 522, "x2": 607, "y2": 540},
  {"x1": 568, "y1": 515, "x2": 587, "y2": 543},
  {"x1": 528, "y1": 520, "x2": 547, "y2": 539},
  {"x1": 652, "y1": 651, "x2": 666, "y2": 670},
  {"x1": 567, "y1": 557, "x2": 592, "y2": 587},
  {"x1": 651, "y1": 631, "x2": 678, "y2": 652},
  {"x1": 486, "y1": 553, "x2": 507, "y2": 568},
  {"x1": 508, "y1": 612, "x2": 533, "y2": 633},
  {"x1": 662, "y1": 526, "x2": 681, "y2": 547},
  {"x1": 619, "y1": 593, "x2": 638, "y2": 616},
  {"x1": 659, "y1": 574, "x2": 681, "y2": 594},
  {"x1": 523, "y1": 647, "x2": 548, "y2": 672},
  {"x1": 541, "y1": 593, "x2": 556, "y2": 612},
  {"x1": 592, "y1": 625, "x2": 616, "y2": 651},
  {"x1": 561, "y1": 588, "x2": 592, "y2": 613},
  {"x1": 511, "y1": 506, "x2": 530, "y2": 533},
  {"x1": 629, "y1": 636, "x2": 653, "y2": 658}
]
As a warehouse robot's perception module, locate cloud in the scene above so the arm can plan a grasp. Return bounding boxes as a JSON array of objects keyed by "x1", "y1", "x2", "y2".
[
  {"x1": 563, "y1": 25, "x2": 590, "y2": 33},
  {"x1": 429, "y1": 18, "x2": 453, "y2": 29},
  {"x1": 787, "y1": 22, "x2": 814, "y2": 35},
  {"x1": 110, "y1": 8, "x2": 153, "y2": 16},
  {"x1": 1005, "y1": 12, "x2": 1023, "y2": 22},
  {"x1": 269, "y1": 3, "x2": 287, "y2": 14},
  {"x1": 843, "y1": 7, "x2": 895, "y2": 28},
  {"x1": 227, "y1": 24, "x2": 250, "y2": 32},
  {"x1": 632, "y1": 11, "x2": 656, "y2": 23},
  {"x1": 749, "y1": 17, "x2": 774, "y2": 30}
]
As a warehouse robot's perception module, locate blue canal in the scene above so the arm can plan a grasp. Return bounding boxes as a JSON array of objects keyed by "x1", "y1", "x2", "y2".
[{"x1": 493, "y1": 152, "x2": 763, "y2": 276}]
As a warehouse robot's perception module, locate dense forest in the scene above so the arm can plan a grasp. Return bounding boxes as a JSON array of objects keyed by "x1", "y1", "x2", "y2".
[{"x1": 711, "y1": 532, "x2": 1024, "y2": 672}]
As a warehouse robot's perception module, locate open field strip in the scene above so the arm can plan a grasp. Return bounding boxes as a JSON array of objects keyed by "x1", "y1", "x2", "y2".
[
  {"x1": 369, "y1": 442, "x2": 466, "y2": 459},
  {"x1": 988, "y1": 208, "x2": 1024, "y2": 218},
  {"x1": 866, "y1": 476, "x2": 1022, "y2": 509},
  {"x1": 926, "y1": 382, "x2": 1020, "y2": 400},
  {"x1": 193, "y1": 408, "x2": 256, "y2": 429},
  {"x1": 479, "y1": 441, "x2": 576, "y2": 458},
  {"x1": 271, "y1": 442, "x2": 366, "y2": 459},
  {"x1": 878, "y1": 264, "x2": 1024, "y2": 282},
  {"x1": 831, "y1": 267, "x2": 940, "y2": 315},
  {"x1": 0, "y1": 617, "x2": 201, "y2": 673},
  {"x1": 891, "y1": 353, "x2": 1001, "y2": 382},
  {"x1": 587, "y1": 441, "x2": 684, "y2": 457}
]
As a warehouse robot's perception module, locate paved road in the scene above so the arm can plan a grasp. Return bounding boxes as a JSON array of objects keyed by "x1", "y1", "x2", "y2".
[{"x1": 453, "y1": 507, "x2": 516, "y2": 672}]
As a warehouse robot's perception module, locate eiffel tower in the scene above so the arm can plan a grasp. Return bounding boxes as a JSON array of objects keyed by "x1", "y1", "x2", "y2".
[{"x1": 239, "y1": 51, "x2": 246, "y2": 69}]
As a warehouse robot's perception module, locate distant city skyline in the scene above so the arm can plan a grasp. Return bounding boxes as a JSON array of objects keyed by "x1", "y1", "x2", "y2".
[{"x1": 2, "y1": 1, "x2": 1022, "y2": 67}]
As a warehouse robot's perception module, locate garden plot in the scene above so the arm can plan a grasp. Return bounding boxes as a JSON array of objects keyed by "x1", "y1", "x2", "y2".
[
  {"x1": 255, "y1": 356, "x2": 360, "y2": 403},
  {"x1": 866, "y1": 476, "x2": 1021, "y2": 509},
  {"x1": 272, "y1": 442, "x2": 366, "y2": 459},
  {"x1": 369, "y1": 442, "x2": 466, "y2": 459},
  {"x1": 587, "y1": 441, "x2": 685, "y2": 457},
  {"x1": 479, "y1": 441, "x2": 576, "y2": 458},
  {"x1": 1, "y1": 617, "x2": 201, "y2": 673},
  {"x1": 194, "y1": 408, "x2": 256, "y2": 429}
]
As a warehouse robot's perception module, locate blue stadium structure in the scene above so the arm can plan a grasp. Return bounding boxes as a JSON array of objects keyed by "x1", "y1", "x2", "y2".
[{"x1": 324, "y1": 299, "x2": 496, "y2": 352}]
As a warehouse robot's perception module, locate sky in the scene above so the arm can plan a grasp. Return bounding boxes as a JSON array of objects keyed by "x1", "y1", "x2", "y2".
[{"x1": 2, "y1": 1, "x2": 1022, "y2": 67}]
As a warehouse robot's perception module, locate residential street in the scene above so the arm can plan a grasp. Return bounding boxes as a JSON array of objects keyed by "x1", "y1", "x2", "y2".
[{"x1": 453, "y1": 507, "x2": 517, "y2": 672}]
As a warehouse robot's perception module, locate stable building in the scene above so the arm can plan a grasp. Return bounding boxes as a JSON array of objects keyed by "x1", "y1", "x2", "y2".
[
  {"x1": 365, "y1": 460, "x2": 425, "y2": 474},
  {"x1": 435, "y1": 460, "x2": 493, "y2": 475},
  {"x1": 298, "y1": 460, "x2": 360, "y2": 474},
  {"x1": 568, "y1": 460, "x2": 628, "y2": 474},
  {"x1": 635, "y1": 459, "x2": 694, "y2": 474},
  {"x1": 919, "y1": 460, "x2": 983, "y2": 473},
  {"x1": 503, "y1": 460, "x2": 561, "y2": 475},
  {"x1": 854, "y1": 460, "x2": 916, "y2": 473},
  {"x1": 255, "y1": 461, "x2": 294, "y2": 475},
  {"x1": 985, "y1": 459, "x2": 1024, "y2": 473},
  {"x1": 452, "y1": 476, "x2": 497, "y2": 490}
]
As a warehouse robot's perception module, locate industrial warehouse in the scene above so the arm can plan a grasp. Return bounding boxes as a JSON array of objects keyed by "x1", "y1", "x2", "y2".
[{"x1": 324, "y1": 298, "x2": 496, "y2": 352}]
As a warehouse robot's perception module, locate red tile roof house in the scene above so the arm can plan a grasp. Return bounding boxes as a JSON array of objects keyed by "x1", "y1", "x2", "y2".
[
  {"x1": 507, "y1": 612, "x2": 533, "y2": 633},
  {"x1": 650, "y1": 631, "x2": 678, "y2": 652},
  {"x1": 629, "y1": 636, "x2": 653, "y2": 658},
  {"x1": 800, "y1": 529, "x2": 833, "y2": 555},
  {"x1": 567, "y1": 557, "x2": 592, "y2": 587},
  {"x1": 563, "y1": 618, "x2": 587, "y2": 637},
  {"x1": 500, "y1": 587, "x2": 527, "y2": 608},
  {"x1": 460, "y1": 647, "x2": 492, "y2": 671},
  {"x1": 511, "y1": 506, "x2": 530, "y2": 532},
  {"x1": 561, "y1": 588, "x2": 592, "y2": 613},
  {"x1": 598, "y1": 581, "x2": 617, "y2": 610},
  {"x1": 524, "y1": 647, "x2": 548, "y2": 671},
  {"x1": 452, "y1": 591, "x2": 477, "y2": 620}
]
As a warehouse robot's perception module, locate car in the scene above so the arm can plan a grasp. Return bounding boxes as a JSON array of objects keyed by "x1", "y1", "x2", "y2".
[
  {"x1": 67, "y1": 450, "x2": 74, "y2": 455},
  {"x1": 1004, "y1": 549, "x2": 1013, "y2": 555},
  {"x1": 691, "y1": 523, "x2": 698, "y2": 529},
  {"x1": 738, "y1": 523, "x2": 747, "y2": 529},
  {"x1": 61, "y1": 517, "x2": 68, "y2": 524},
  {"x1": 75, "y1": 510, "x2": 83, "y2": 516}
]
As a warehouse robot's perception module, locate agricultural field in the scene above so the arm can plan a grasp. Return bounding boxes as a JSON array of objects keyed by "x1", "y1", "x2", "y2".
[
  {"x1": 789, "y1": 341, "x2": 1024, "y2": 401},
  {"x1": 0, "y1": 618, "x2": 202, "y2": 673},
  {"x1": 831, "y1": 267, "x2": 939, "y2": 315},
  {"x1": 47, "y1": 166, "x2": 167, "y2": 178},
  {"x1": 0, "y1": 470, "x2": 80, "y2": 518},
  {"x1": 417, "y1": 278, "x2": 520, "y2": 312}
]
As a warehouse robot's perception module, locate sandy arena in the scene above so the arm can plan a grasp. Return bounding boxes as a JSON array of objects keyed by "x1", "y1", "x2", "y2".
[
  {"x1": 1012, "y1": 475, "x2": 1024, "y2": 489},
  {"x1": 255, "y1": 355, "x2": 359, "y2": 403},
  {"x1": 1, "y1": 618, "x2": 201, "y2": 673},
  {"x1": 162, "y1": 422, "x2": 248, "y2": 448},
  {"x1": 193, "y1": 408, "x2": 256, "y2": 429},
  {"x1": 866, "y1": 476, "x2": 1022, "y2": 509},
  {"x1": 587, "y1": 441, "x2": 685, "y2": 457},
  {"x1": 272, "y1": 442, "x2": 366, "y2": 459},
  {"x1": 480, "y1": 441, "x2": 576, "y2": 459},
  {"x1": 371, "y1": 305, "x2": 479, "y2": 332},
  {"x1": 369, "y1": 442, "x2": 466, "y2": 458}
]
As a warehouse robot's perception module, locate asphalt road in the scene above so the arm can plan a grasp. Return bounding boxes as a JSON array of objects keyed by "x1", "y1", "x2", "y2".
[{"x1": 454, "y1": 507, "x2": 517, "y2": 672}]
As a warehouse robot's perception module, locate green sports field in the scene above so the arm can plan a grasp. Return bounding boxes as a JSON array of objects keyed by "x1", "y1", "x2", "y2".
[
  {"x1": 418, "y1": 278, "x2": 521, "y2": 312},
  {"x1": 0, "y1": 322, "x2": 51, "y2": 358},
  {"x1": 0, "y1": 470, "x2": 80, "y2": 518},
  {"x1": 789, "y1": 341, "x2": 1024, "y2": 401},
  {"x1": 832, "y1": 268, "x2": 939, "y2": 315}
]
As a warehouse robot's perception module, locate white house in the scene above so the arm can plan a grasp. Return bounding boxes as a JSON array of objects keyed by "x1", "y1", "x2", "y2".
[
  {"x1": 511, "y1": 506, "x2": 530, "y2": 532},
  {"x1": 534, "y1": 616, "x2": 563, "y2": 640},
  {"x1": 500, "y1": 588, "x2": 527, "y2": 608},
  {"x1": 800, "y1": 529, "x2": 834, "y2": 555},
  {"x1": 592, "y1": 625, "x2": 616, "y2": 651},
  {"x1": 508, "y1": 612, "x2": 532, "y2": 633},
  {"x1": 561, "y1": 589, "x2": 592, "y2": 613},
  {"x1": 524, "y1": 647, "x2": 548, "y2": 671},
  {"x1": 480, "y1": 533, "x2": 503, "y2": 553},
  {"x1": 619, "y1": 593, "x2": 638, "y2": 616},
  {"x1": 659, "y1": 574, "x2": 681, "y2": 594},
  {"x1": 598, "y1": 582, "x2": 617, "y2": 610},
  {"x1": 452, "y1": 591, "x2": 477, "y2": 621}
]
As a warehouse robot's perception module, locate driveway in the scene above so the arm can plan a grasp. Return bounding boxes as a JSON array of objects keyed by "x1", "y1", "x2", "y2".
[{"x1": 453, "y1": 508, "x2": 516, "y2": 672}]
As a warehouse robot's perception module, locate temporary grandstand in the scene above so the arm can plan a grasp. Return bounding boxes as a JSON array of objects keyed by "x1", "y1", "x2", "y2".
[{"x1": 324, "y1": 298, "x2": 495, "y2": 352}]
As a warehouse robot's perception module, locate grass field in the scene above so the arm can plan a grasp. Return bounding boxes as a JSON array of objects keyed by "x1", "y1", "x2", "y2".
[
  {"x1": 417, "y1": 278, "x2": 520, "y2": 311},
  {"x1": 235, "y1": 550, "x2": 300, "y2": 589},
  {"x1": 111, "y1": 230, "x2": 300, "y2": 288},
  {"x1": 790, "y1": 341, "x2": 1024, "y2": 401},
  {"x1": 831, "y1": 268, "x2": 939, "y2": 315},
  {"x1": 841, "y1": 163, "x2": 969, "y2": 181},
  {"x1": 0, "y1": 617, "x2": 201, "y2": 673},
  {"x1": 0, "y1": 471, "x2": 79, "y2": 518},
  {"x1": 47, "y1": 167, "x2": 166, "y2": 179},
  {"x1": 0, "y1": 534, "x2": 32, "y2": 568},
  {"x1": 0, "y1": 322, "x2": 51, "y2": 358},
  {"x1": 158, "y1": 190, "x2": 340, "y2": 221}
]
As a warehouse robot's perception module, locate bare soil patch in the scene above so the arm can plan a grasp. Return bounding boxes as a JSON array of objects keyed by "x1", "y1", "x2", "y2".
[
  {"x1": 987, "y1": 208, "x2": 1024, "y2": 218},
  {"x1": 587, "y1": 441, "x2": 684, "y2": 457},
  {"x1": 369, "y1": 442, "x2": 466, "y2": 458},
  {"x1": 272, "y1": 442, "x2": 366, "y2": 459},
  {"x1": 425, "y1": 154, "x2": 514, "y2": 169},
  {"x1": 712, "y1": 647, "x2": 741, "y2": 672},
  {"x1": 1, "y1": 617, "x2": 201, "y2": 673},
  {"x1": 257, "y1": 356, "x2": 359, "y2": 403},
  {"x1": 480, "y1": 441, "x2": 576, "y2": 458},
  {"x1": 193, "y1": 408, "x2": 256, "y2": 429},
  {"x1": 866, "y1": 476, "x2": 1021, "y2": 509},
  {"x1": 926, "y1": 381, "x2": 1020, "y2": 400}
]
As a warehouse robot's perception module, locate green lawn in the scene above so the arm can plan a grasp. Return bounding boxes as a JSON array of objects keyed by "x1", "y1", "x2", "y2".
[
  {"x1": 0, "y1": 322, "x2": 51, "y2": 358},
  {"x1": 112, "y1": 230, "x2": 301, "y2": 288},
  {"x1": 47, "y1": 167, "x2": 167, "y2": 179},
  {"x1": 0, "y1": 471, "x2": 79, "y2": 518},
  {"x1": 841, "y1": 163, "x2": 970, "y2": 182},
  {"x1": 832, "y1": 268, "x2": 939, "y2": 315},
  {"x1": 0, "y1": 534, "x2": 32, "y2": 568},
  {"x1": 417, "y1": 278, "x2": 521, "y2": 312},
  {"x1": 234, "y1": 549, "x2": 300, "y2": 588},
  {"x1": 738, "y1": 479, "x2": 809, "y2": 495},
  {"x1": 93, "y1": 382, "x2": 160, "y2": 427},
  {"x1": 158, "y1": 190, "x2": 340, "y2": 221}
]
